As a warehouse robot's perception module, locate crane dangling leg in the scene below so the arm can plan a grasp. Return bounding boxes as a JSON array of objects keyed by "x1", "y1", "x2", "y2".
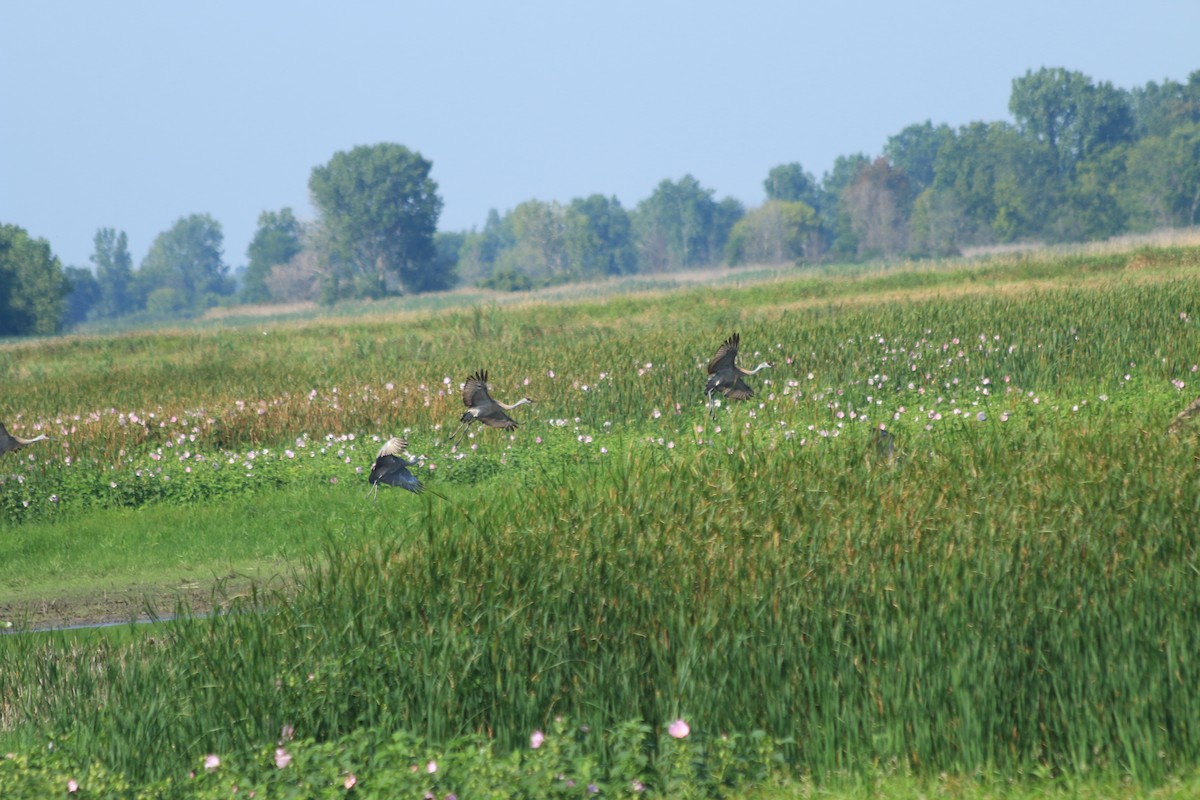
[{"x1": 447, "y1": 419, "x2": 470, "y2": 446}]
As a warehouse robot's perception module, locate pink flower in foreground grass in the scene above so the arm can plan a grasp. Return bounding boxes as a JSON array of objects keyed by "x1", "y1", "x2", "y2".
[
  {"x1": 275, "y1": 747, "x2": 292, "y2": 768},
  {"x1": 668, "y1": 719, "x2": 690, "y2": 739},
  {"x1": 204, "y1": 754, "x2": 220, "y2": 771},
  {"x1": 530, "y1": 729, "x2": 545, "y2": 749},
  {"x1": 344, "y1": 773, "x2": 357, "y2": 789},
  {"x1": 67, "y1": 778, "x2": 79, "y2": 792}
]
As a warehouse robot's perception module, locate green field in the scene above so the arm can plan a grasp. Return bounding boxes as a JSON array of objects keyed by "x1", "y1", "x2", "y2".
[{"x1": 2, "y1": 246, "x2": 1199, "y2": 797}]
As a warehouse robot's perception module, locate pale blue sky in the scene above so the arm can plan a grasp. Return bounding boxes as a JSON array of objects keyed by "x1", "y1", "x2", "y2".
[{"x1": 3, "y1": 1, "x2": 1198, "y2": 270}]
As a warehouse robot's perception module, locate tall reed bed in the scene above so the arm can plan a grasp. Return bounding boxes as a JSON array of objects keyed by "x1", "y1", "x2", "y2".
[{"x1": 4, "y1": 406, "x2": 1199, "y2": 785}]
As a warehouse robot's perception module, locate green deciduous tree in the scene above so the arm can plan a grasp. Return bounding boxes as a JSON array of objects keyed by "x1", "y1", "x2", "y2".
[
  {"x1": 1129, "y1": 71, "x2": 1200, "y2": 139},
  {"x1": 494, "y1": 200, "x2": 569, "y2": 285},
  {"x1": 136, "y1": 214, "x2": 232, "y2": 312},
  {"x1": 633, "y1": 175, "x2": 741, "y2": 271},
  {"x1": 61, "y1": 266, "x2": 101, "y2": 328},
  {"x1": 1009, "y1": 67, "x2": 1134, "y2": 180},
  {"x1": 458, "y1": 209, "x2": 514, "y2": 286},
  {"x1": 565, "y1": 194, "x2": 636, "y2": 278},
  {"x1": 243, "y1": 208, "x2": 303, "y2": 303},
  {"x1": 932, "y1": 122, "x2": 1054, "y2": 244},
  {"x1": 1121, "y1": 122, "x2": 1200, "y2": 230},
  {"x1": 908, "y1": 188, "x2": 968, "y2": 257},
  {"x1": 726, "y1": 200, "x2": 819, "y2": 265},
  {"x1": 432, "y1": 231, "x2": 465, "y2": 283},
  {"x1": 1058, "y1": 146, "x2": 1128, "y2": 241},
  {"x1": 309, "y1": 143, "x2": 445, "y2": 299},
  {"x1": 819, "y1": 153, "x2": 870, "y2": 259},
  {"x1": 884, "y1": 121, "x2": 954, "y2": 198},
  {"x1": 764, "y1": 163, "x2": 822, "y2": 209},
  {"x1": 90, "y1": 228, "x2": 134, "y2": 319},
  {"x1": 0, "y1": 223, "x2": 68, "y2": 336}
]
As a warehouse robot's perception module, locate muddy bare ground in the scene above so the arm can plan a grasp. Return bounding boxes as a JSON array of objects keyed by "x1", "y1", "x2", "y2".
[{"x1": 0, "y1": 574, "x2": 267, "y2": 632}]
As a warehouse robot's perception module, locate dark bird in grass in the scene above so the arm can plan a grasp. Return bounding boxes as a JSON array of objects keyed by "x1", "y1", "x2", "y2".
[
  {"x1": 0, "y1": 421, "x2": 48, "y2": 457},
  {"x1": 447, "y1": 369, "x2": 533, "y2": 445},
  {"x1": 705, "y1": 332, "x2": 772, "y2": 418},
  {"x1": 366, "y1": 437, "x2": 425, "y2": 500},
  {"x1": 866, "y1": 424, "x2": 897, "y2": 467}
]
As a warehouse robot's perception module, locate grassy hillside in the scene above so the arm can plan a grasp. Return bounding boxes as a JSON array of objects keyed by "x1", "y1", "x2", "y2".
[{"x1": 1, "y1": 245, "x2": 1199, "y2": 796}]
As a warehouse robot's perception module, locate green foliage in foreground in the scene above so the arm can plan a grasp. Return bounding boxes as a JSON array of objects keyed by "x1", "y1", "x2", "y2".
[
  {"x1": 3, "y1": 724, "x2": 1200, "y2": 799},
  {"x1": 4, "y1": 723, "x2": 1200, "y2": 800},
  {"x1": 11, "y1": 717, "x2": 775, "y2": 799}
]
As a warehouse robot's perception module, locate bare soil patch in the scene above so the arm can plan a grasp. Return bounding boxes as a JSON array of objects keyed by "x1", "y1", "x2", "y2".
[{"x1": 0, "y1": 574, "x2": 262, "y2": 632}]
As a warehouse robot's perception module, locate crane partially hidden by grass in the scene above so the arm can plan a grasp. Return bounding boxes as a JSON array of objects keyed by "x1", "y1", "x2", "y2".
[
  {"x1": 447, "y1": 369, "x2": 534, "y2": 445},
  {"x1": 0, "y1": 421, "x2": 48, "y2": 457},
  {"x1": 865, "y1": 424, "x2": 898, "y2": 468},
  {"x1": 705, "y1": 332, "x2": 772, "y2": 419}
]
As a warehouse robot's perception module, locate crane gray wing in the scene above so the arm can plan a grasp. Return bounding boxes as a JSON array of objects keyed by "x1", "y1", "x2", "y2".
[
  {"x1": 723, "y1": 377, "x2": 754, "y2": 400},
  {"x1": 707, "y1": 332, "x2": 740, "y2": 375},
  {"x1": 479, "y1": 408, "x2": 518, "y2": 429},
  {"x1": 462, "y1": 370, "x2": 492, "y2": 408},
  {"x1": 369, "y1": 454, "x2": 424, "y2": 494}
]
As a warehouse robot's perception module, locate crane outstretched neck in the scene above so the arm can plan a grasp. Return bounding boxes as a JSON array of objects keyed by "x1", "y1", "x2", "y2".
[{"x1": 499, "y1": 397, "x2": 534, "y2": 411}]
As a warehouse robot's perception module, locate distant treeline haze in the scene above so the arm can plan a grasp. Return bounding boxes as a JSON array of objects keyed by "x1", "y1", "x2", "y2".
[{"x1": 2, "y1": 66, "x2": 1199, "y2": 335}]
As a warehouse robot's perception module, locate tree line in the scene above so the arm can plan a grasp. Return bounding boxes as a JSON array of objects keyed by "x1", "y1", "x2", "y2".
[{"x1": 3, "y1": 66, "x2": 1199, "y2": 336}]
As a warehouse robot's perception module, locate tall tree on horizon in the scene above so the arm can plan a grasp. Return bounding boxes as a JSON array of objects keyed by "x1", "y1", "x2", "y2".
[
  {"x1": 243, "y1": 208, "x2": 303, "y2": 303},
  {"x1": 309, "y1": 143, "x2": 445, "y2": 300},
  {"x1": 1009, "y1": 67, "x2": 1135, "y2": 180},
  {"x1": 136, "y1": 214, "x2": 232, "y2": 313},
  {"x1": 565, "y1": 194, "x2": 637, "y2": 278},
  {"x1": 884, "y1": 121, "x2": 955, "y2": 201},
  {"x1": 0, "y1": 223, "x2": 68, "y2": 336},
  {"x1": 634, "y1": 175, "x2": 741, "y2": 271},
  {"x1": 90, "y1": 227, "x2": 134, "y2": 319}
]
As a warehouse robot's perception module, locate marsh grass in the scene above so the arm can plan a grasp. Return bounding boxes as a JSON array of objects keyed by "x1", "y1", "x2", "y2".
[{"x1": 1, "y1": 244, "x2": 1199, "y2": 791}]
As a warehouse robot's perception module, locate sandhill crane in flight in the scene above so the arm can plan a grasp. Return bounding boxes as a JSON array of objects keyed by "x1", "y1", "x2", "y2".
[
  {"x1": 705, "y1": 332, "x2": 772, "y2": 418},
  {"x1": 367, "y1": 437, "x2": 433, "y2": 501},
  {"x1": 447, "y1": 369, "x2": 533, "y2": 445},
  {"x1": 0, "y1": 422, "x2": 48, "y2": 457}
]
